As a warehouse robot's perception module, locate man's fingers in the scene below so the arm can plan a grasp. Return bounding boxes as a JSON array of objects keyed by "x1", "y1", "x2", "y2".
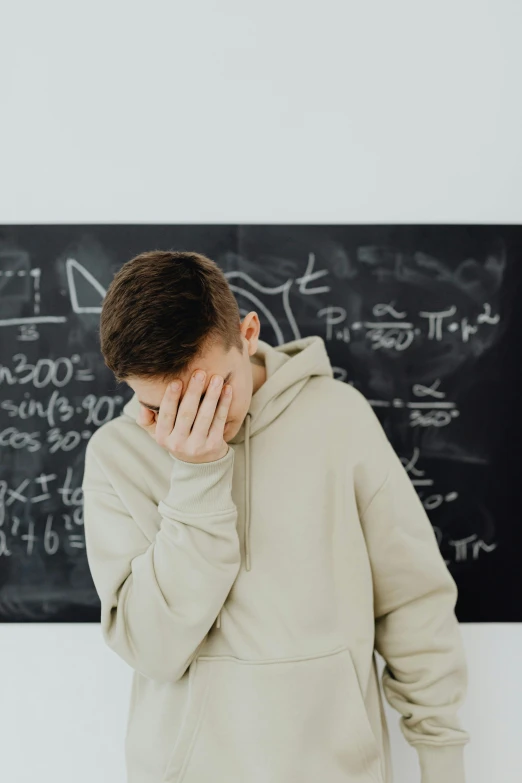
[
  {"x1": 207, "y1": 384, "x2": 233, "y2": 441},
  {"x1": 171, "y1": 371, "x2": 206, "y2": 441},
  {"x1": 135, "y1": 372, "x2": 231, "y2": 461},
  {"x1": 155, "y1": 381, "x2": 183, "y2": 443},
  {"x1": 190, "y1": 374, "x2": 224, "y2": 439}
]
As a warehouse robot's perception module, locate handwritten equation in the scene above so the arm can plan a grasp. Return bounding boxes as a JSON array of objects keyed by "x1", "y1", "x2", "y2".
[
  {"x1": 317, "y1": 301, "x2": 500, "y2": 350},
  {"x1": 0, "y1": 468, "x2": 84, "y2": 558},
  {"x1": 402, "y1": 448, "x2": 497, "y2": 565},
  {"x1": 328, "y1": 377, "x2": 461, "y2": 428},
  {"x1": 0, "y1": 353, "x2": 123, "y2": 452}
]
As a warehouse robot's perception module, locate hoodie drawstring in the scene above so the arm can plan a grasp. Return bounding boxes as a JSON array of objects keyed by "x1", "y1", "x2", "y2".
[
  {"x1": 215, "y1": 411, "x2": 252, "y2": 630},
  {"x1": 244, "y1": 412, "x2": 252, "y2": 572}
]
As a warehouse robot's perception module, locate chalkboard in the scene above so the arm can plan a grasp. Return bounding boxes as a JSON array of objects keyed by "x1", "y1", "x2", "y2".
[{"x1": 1, "y1": 225, "x2": 521, "y2": 622}]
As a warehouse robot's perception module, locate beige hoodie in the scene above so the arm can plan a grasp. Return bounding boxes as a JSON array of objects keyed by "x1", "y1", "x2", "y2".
[{"x1": 82, "y1": 335, "x2": 469, "y2": 783}]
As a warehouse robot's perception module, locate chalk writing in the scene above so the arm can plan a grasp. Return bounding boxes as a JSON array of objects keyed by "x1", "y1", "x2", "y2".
[
  {"x1": 317, "y1": 301, "x2": 499, "y2": 350},
  {"x1": 0, "y1": 226, "x2": 512, "y2": 621},
  {"x1": 0, "y1": 468, "x2": 84, "y2": 558}
]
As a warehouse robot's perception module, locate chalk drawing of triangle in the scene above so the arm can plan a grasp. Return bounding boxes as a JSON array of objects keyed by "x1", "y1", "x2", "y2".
[{"x1": 66, "y1": 258, "x2": 106, "y2": 313}]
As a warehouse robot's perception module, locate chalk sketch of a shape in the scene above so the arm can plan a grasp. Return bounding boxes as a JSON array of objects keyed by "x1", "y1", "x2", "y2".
[
  {"x1": 225, "y1": 271, "x2": 300, "y2": 346},
  {"x1": 66, "y1": 258, "x2": 106, "y2": 313}
]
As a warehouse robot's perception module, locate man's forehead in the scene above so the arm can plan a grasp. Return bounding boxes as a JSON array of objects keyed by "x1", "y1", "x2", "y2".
[{"x1": 184, "y1": 341, "x2": 241, "y2": 381}]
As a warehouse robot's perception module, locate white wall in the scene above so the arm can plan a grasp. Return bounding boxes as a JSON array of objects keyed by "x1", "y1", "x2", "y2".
[
  {"x1": 1, "y1": 2, "x2": 521, "y2": 781},
  {"x1": 1, "y1": 624, "x2": 520, "y2": 782}
]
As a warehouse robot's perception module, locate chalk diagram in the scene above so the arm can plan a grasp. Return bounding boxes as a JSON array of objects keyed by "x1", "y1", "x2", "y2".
[
  {"x1": 225, "y1": 252, "x2": 330, "y2": 345},
  {"x1": 0, "y1": 256, "x2": 106, "y2": 337}
]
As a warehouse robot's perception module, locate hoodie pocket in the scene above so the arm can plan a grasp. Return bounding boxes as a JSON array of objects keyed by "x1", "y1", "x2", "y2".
[{"x1": 163, "y1": 646, "x2": 383, "y2": 783}]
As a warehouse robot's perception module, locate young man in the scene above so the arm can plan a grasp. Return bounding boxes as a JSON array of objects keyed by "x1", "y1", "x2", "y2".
[{"x1": 82, "y1": 250, "x2": 469, "y2": 783}]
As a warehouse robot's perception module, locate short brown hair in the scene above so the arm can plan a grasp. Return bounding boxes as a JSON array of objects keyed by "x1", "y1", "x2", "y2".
[{"x1": 100, "y1": 250, "x2": 243, "y2": 384}]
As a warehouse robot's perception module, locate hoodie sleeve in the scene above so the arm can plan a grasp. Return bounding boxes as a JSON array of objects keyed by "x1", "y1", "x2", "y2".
[
  {"x1": 354, "y1": 398, "x2": 470, "y2": 783},
  {"x1": 82, "y1": 442, "x2": 241, "y2": 683}
]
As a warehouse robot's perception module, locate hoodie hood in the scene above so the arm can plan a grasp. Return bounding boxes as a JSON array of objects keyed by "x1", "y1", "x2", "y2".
[
  {"x1": 228, "y1": 335, "x2": 333, "y2": 444},
  {"x1": 121, "y1": 335, "x2": 333, "y2": 582}
]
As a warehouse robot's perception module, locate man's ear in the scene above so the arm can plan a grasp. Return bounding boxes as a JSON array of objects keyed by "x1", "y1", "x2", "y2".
[{"x1": 240, "y1": 312, "x2": 261, "y2": 356}]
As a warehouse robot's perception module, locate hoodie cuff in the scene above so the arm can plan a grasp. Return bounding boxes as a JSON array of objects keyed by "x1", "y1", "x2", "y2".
[
  {"x1": 160, "y1": 445, "x2": 235, "y2": 516},
  {"x1": 416, "y1": 744, "x2": 466, "y2": 783}
]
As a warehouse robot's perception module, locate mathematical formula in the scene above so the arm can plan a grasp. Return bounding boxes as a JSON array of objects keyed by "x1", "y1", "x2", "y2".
[
  {"x1": 317, "y1": 301, "x2": 500, "y2": 350},
  {"x1": 0, "y1": 468, "x2": 84, "y2": 558}
]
